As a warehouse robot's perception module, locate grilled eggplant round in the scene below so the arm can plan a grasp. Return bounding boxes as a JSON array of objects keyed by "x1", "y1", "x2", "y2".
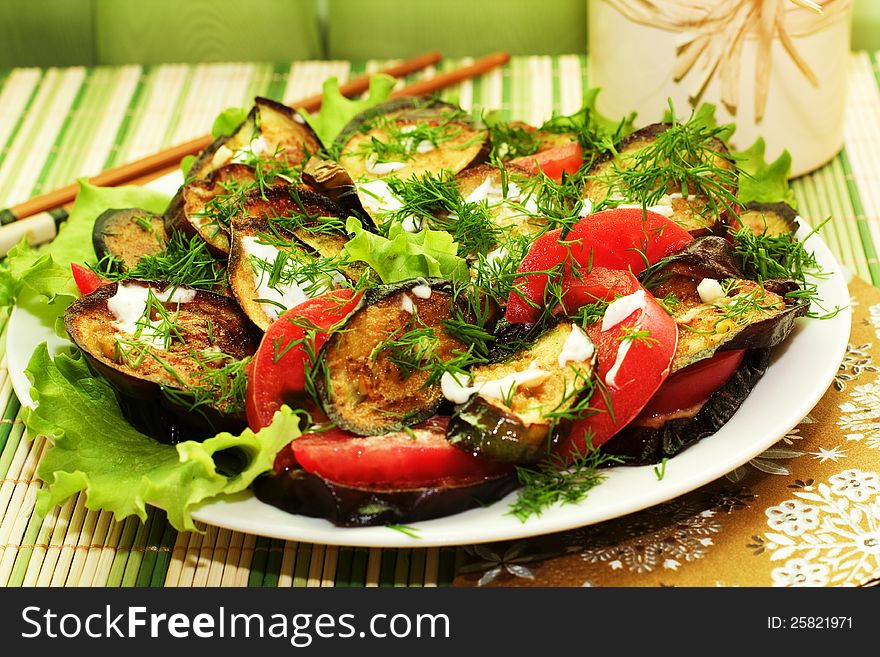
[
  {"x1": 187, "y1": 96, "x2": 322, "y2": 181},
  {"x1": 601, "y1": 348, "x2": 771, "y2": 465},
  {"x1": 253, "y1": 467, "x2": 518, "y2": 527},
  {"x1": 232, "y1": 184, "x2": 351, "y2": 261},
  {"x1": 64, "y1": 280, "x2": 259, "y2": 442},
  {"x1": 642, "y1": 236, "x2": 809, "y2": 372},
  {"x1": 315, "y1": 279, "x2": 466, "y2": 435},
  {"x1": 335, "y1": 97, "x2": 489, "y2": 181},
  {"x1": 736, "y1": 202, "x2": 799, "y2": 237},
  {"x1": 447, "y1": 322, "x2": 597, "y2": 464},
  {"x1": 227, "y1": 209, "x2": 350, "y2": 331},
  {"x1": 164, "y1": 163, "x2": 256, "y2": 256},
  {"x1": 92, "y1": 208, "x2": 168, "y2": 272},
  {"x1": 581, "y1": 122, "x2": 737, "y2": 236}
]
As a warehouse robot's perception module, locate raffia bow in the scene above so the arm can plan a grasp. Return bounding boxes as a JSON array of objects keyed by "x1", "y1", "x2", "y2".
[{"x1": 604, "y1": 0, "x2": 852, "y2": 121}]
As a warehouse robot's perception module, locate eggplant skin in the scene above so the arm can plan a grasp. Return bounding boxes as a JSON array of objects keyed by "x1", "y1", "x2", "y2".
[
  {"x1": 601, "y1": 348, "x2": 771, "y2": 465},
  {"x1": 447, "y1": 396, "x2": 569, "y2": 465},
  {"x1": 316, "y1": 279, "x2": 465, "y2": 436},
  {"x1": 582, "y1": 123, "x2": 736, "y2": 236},
  {"x1": 64, "y1": 280, "x2": 259, "y2": 443},
  {"x1": 92, "y1": 208, "x2": 168, "y2": 272},
  {"x1": 335, "y1": 97, "x2": 489, "y2": 181},
  {"x1": 253, "y1": 468, "x2": 519, "y2": 527},
  {"x1": 738, "y1": 202, "x2": 799, "y2": 237}
]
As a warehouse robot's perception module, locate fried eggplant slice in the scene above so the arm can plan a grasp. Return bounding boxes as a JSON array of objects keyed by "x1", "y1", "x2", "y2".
[
  {"x1": 235, "y1": 184, "x2": 351, "y2": 261},
  {"x1": 188, "y1": 96, "x2": 322, "y2": 181},
  {"x1": 227, "y1": 211, "x2": 348, "y2": 331},
  {"x1": 254, "y1": 468, "x2": 518, "y2": 527},
  {"x1": 164, "y1": 163, "x2": 256, "y2": 256},
  {"x1": 451, "y1": 163, "x2": 547, "y2": 239},
  {"x1": 64, "y1": 280, "x2": 258, "y2": 442},
  {"x1": 335, "y1": 97, "x2": 488, "y2": 182},
  {"x1": 92, "y1": 208, "x2": 168, "y2": 272},
  {"x1": 316, "y1": 279, "x2": 466, "y2": 435},
  {"x1": 447, "y1": 322, "x2": 597, "y2": 465},
  {"x1": 736, "y1": 201, "x2": 799, "y2": 237},
  {"x1": 643, "y1": 237, "x2": 809, "y2": 372},
  {"x1": 582, "y1": 122, "x2": 738, "y2": 236}
]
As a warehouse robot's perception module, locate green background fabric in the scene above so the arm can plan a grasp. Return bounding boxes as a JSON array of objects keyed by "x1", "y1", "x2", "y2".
[
  {"x1": 0, "y1": 0, "x2": 877, "y2": 67},
  {"x1": 326, "y1": 0, "x2": 587, "y2": 59}
]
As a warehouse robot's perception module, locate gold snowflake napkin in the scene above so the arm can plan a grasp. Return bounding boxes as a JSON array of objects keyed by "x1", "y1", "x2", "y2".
[{"x1": 454, "y1": 276, "x2": 880, "y2": 588}]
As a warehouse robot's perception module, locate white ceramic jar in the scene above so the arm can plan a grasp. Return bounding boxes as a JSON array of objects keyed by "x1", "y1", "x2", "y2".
[{"x1": 588, "y1": 0, "x2": 853, "y2": 177}]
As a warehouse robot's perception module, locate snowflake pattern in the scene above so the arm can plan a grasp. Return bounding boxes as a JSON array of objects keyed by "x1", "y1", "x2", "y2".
[
  {"x1": 756, "y1": 469, "x2": 880, "y2": 586},
  {"x1": 579, "y1": 509, "x2": 720, "y2": 573},
  {"x1": 458, "y1": 542, "x2": 557, "y2": 586},
  {"x1": 726, "y1": 415, "x2": 814, "y2": 482}
]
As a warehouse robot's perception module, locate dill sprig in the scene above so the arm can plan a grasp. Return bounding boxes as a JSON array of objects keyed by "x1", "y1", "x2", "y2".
[
  {"x1": 591, "y1": 105, "x2": 740, "y2": 223},
  {"x1": 95, "y1": 230, "x2": 227, "y2": 292},
  {"x1": 730, "y1": 217, "x2": 843, "y2": 318},
  {"x1": 508, "y1": 442, "x2": 622, "y2": 522},
  {"x1": 352, "y1": 109, "x2": 468, "y2": 164},
  {"x1": 384, "y1": 171, "x2": 504, "y2": 255}
]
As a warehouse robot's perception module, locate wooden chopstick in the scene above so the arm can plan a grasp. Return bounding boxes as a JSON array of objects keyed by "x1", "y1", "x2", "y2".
[
  {"x1": 0, "y1": 51, "x2": 510, "y2": 257},
  {"x1": 0, "y1": 51, "x2": 443, "y2": 226}
]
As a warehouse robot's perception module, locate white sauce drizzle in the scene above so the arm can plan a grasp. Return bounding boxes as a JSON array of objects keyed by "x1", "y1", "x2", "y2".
[
  {"x1": 601, "y1": 290, "x2": 646, "y2": 332},
  {"x1": 107, "y1": 283, "x2": 196, "y2": 349},
  {"x1": 440, "y1": 368, "x2": 550, "y2": 405},
  {"x1": 400, "y1": 293, "x2": 415, "y2": 314},
  {"x1": 241, "y1": 237, "x2": 333, "y2": 320},
  {"x1": 697, "y1": 278, "x2": 727, "y2": 304},
  {"x1": 365, "y1": 155, "x2": 406, "y2": 176},
  {"x1": 605, "y1": 338, "x2": 633, "y2": 389},
  {"x1": 557, "y1": 324, "x2": 595, "y2": 367},
  {"x1": 411, "y1": 283, "x2": 432, "y2": 299}
]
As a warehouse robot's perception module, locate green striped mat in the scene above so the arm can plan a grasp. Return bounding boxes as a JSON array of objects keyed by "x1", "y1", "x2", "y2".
[{"x1": 1, "y1": 54, "x2": 879, "y2": 587}]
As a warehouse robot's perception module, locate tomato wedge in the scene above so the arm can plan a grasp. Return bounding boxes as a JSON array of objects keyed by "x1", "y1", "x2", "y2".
[
  {"x1": 245, "y1": 288, "x2": 361, "y2": 431},
  {"x1": 637, "y1": 349, "x2": 745, "y2": 418},
  {"x1": 505, "y1": 208, "x2": 693, "y2": 324},
  {"x1": 555, "y1": 268, "x2": 678, "y2": 460},
  {"x1": 71, "y1": 263, "x2": 108, "y2": 296},
  {"x1": 510, "y1": 141, "x2": 583, "y2": 181},
  {"x1": 282, "y1": 418, "x2": 512, "y2": 488}
]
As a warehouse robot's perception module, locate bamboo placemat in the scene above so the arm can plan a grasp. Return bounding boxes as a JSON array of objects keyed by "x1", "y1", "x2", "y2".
[{"x1": 1, "y1": 54, "x2": 880, "y2": 587}]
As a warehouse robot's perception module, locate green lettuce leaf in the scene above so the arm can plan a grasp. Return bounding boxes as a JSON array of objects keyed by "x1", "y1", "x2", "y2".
[
  {"x1": 578, "y1": 87, "x2": 637, "y2": 137},
  {"x1": 342, "y1": 217, "x2": 469, "y2": 284},
  {"x1": 300, "y1": 74, "x2": 397, "y2": 147},
  {"x1": 733, "y1": 137, "x2": 797, "y2": 208},
  {"x1": 22, "y1": 344, "x2": 299, "y2": 532},
  {"x1": 662, "y1": 101, "x2": 735, "y2": 143},
  {"x1": 211, "y1": 106, "x2": 249, "y2": 139},
  {"x1": 0, "y1": 180, "x2": 170, "y2": 308}
]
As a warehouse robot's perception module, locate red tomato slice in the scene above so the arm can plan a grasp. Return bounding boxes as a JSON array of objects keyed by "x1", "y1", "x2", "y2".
[
  {"x1": 510, "y1": 141, "x2": 583, "y2": 181},
  {"x1": 505, "y1": 208, "x2": 693, "y2": 324},
  {"x1": 245, "y1": 288, "x2": 361, "y2": 431},
  {"x1": 283, "y1": 418, "x2": 512, "y2": 488},
  {"x1": 637, "y1": 349, "x2": 745, "y2": 418},
  {"x1": 70, "y1": 263, "x2": 108, "y2": 296},
  {"x1": 560, "y1": 265, "x2": 628, "y2": 310},
  {"x1": 555, "y1": 269, "x2": 678, "y2": 460}
]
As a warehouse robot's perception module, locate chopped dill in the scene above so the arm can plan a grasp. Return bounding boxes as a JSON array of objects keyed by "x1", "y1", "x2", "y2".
[{"x1": 508, "y1": 442, "x2": 622, "y2": 522}]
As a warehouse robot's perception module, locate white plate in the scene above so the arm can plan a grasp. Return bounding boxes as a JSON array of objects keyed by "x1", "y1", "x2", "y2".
[{"x1": 7, "y1": 171, "x2": 852, "y2": 547}]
